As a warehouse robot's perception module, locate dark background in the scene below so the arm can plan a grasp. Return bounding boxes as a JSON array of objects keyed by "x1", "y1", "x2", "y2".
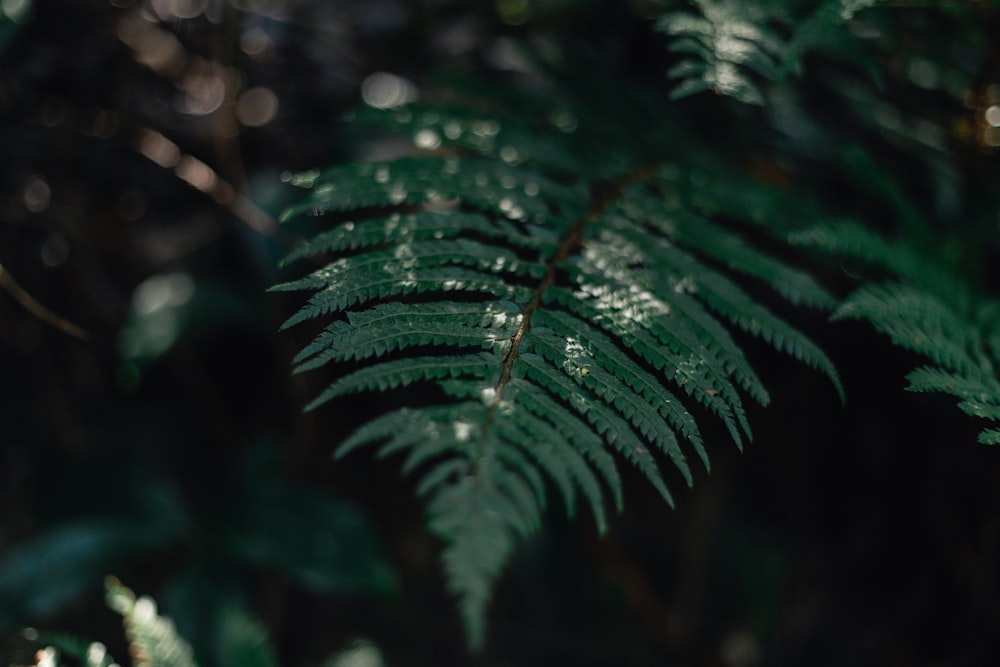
[{"x1": 1, "y1": 1, "x2": 999, "y2": 665}]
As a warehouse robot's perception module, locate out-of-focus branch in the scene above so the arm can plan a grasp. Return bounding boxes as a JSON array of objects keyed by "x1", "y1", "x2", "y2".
[
  {"x1": 0, "y1": 262, "x2": 88, "y2": 339},
  {"x1": 134, "y1": 128, "x2": 304, "y2": 252}
]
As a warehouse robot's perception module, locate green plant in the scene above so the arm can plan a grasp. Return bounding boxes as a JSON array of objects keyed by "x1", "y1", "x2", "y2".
[
  {"x1": 273, "y1": 66, "x2": 850, "y2": 647},
  {"x1": 273, "y1": 2, "x2": 1000, "y2": 651},
  {"x1": 3, "y1": 0, "x2": 1000, "y2": 663},
  {"x1": 657, "y1": 0, "x2": 878, "y2": 104},
  {"x1": 794, "y1": 220, "x2": 1000, "y2": 444},
  {"x1": 21, "y1": 579, "x2": 268, "y2": 667},
  {"x1": 19, "y1": 580, "x2": 384, "y2": 667}
]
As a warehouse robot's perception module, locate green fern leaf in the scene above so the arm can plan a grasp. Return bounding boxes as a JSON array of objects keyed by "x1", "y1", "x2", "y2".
[
  {"x1": 978, "y1": 429, "x2": 1000, "y2": 445},
  {"x1": 305, "y1": 353, "x2": 501, "y2": 412},
  {"x1": 657, "y1": 0, "x2": 879, "y2": 104},
  {"x1": 276, "y1": 78, "x2": 840, "y2": 647},
  {"x1": 105, "y1": 578, "x2": 197, "y2": 667},
  {"x1": 800, "y1": 221, "x2": 1000, "y2": 446},
  {"x1": 667, "y1": 210, "x2": 837, "y2": 309},
  {"x1": 791, "y1": 220, "x2": 969, "y2": 300},
  {"x1": 293, "y1": 301, "x2": 521, "y2": 372},
  {"x1": 834, "y1": 283, "x2": 977, "y2": 375}
]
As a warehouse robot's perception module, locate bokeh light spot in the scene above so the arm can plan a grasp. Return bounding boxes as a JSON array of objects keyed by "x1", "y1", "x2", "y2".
[
  {"x1": 174, "y1": 155, "x2": 218, "y2": 193},
  {"x1": 178, "y1": 74, "x2": 226, "y2": 115},
  {"x1": 23, "y1": 176, "x2": 51, "y2": 213},
  {"x1": 1, "y1": 0, "x2": 31, "y2": 23},
  {"x1": 413, "y1": 128, "x2": 441, "y2": 150},
  {"x1": 151, "y1": 0, "x2": 207, "y2": 21},
  {"x1": 40, "y1": 233, "x2": 69, "y2": 268},
  {"x1": 984, "y1": 126, "x2": 1000, "y2": 148},
  {"x1": 985, "y1": 105, "x2": 1000, "y2": 128},
  {"x1": 361, "y1": 72, "x2": 416, "y2": 109},
  {"x1": 133, "y1": 272, "x2": 194, "y2": 315},
  {"x1": 138, "y1": 129, "x2": 181, "y2": 168},
  {"x1": 240, "y1": 26, "x2": 272, "y2": 59},
  {"x1": 236, "y1": 86, "x2": 279, "y2": 127}
]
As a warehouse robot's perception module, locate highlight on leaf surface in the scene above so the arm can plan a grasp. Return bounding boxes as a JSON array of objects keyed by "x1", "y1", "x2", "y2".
[{"x1": 274, "y1": 75, "x2": 841, "y2": 648}]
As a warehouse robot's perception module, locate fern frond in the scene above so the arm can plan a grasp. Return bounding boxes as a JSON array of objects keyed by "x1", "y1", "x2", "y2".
[
  {"x1": 601, "y1": 212, "x2": 842, "y2": 398},
  {"x1": 978, "y1": 429, "x2": 1000, "y2": 445},
  {"x1": 430, "y1": 477, "x2": 520, "y2": 648},
  {"x1": 668, "y1": 210, "x2": 837, "y2": 309},
  {"x1": 306, "y1": 353, "x2": 501, "y2": 411},
  {"x1": 801, "y1": 220, "x2": 1000, "y2": 445},
  {"x1": 659, "y1": 2, "x2": 781, "y2": 105},
  {"x1": 293, "y1": 301, "x2": 521, "y2": 372},
  {"x1": 280, "y1": 155, "x2": 584, "y2": 223},
  {"x1": 276, "y1": 78, "x2": 839, "y2": 647},
  {"x1": 505, "y1": 377, "x2": 625, "y2": 517},
  {"x1": 274, "y1": 267, "x2": 532, "y2": 330},
  {"x1": 791, "y1": 220, "x2": 970, "y2": 300},
  {"x1": 105, "y1": 578, "x2": 197, "y2": 667},
  {"x1": 835, "y1": 279, "x2": 1000, "y2": 432},
  {"x1": 279, "y1": 211, "x2": 550, "y2": 267},
  {"x1": 657, "y1": 0, "x2": 878, "y2": 104},
  {"x1": 834, "y1": 283, "x2": 977, "y2": 375},
  {"x1": 533, "y1": 308, "x2": 708, "y2": 467},
  {"x1": 544, "y1": 284, "x2": 747, "y2": 447}
]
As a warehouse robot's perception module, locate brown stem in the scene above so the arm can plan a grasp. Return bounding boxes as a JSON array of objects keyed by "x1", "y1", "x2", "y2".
[
  {"x1": 0, "y1": 262, "x2": 88, "y2": 339},
  {"x1": 478, "y1": 164, "x2": 657, "y2": 449}
]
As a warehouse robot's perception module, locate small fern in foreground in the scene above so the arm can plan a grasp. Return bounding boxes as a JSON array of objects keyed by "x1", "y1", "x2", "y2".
[
  {"x1": 21, "y1": 579, "x2": 196, "y2": 667},
  {"x1": 274, "y1": 76, "x2": 842, "y2": 647},
  {"x1": 794, "y1": 222, "x2": 1000, "y2": 445}
]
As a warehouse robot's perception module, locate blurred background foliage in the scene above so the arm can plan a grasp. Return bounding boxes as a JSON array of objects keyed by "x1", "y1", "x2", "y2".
[{"x1": 1, "y1": 0, "x2": 1000, "y2": 665}]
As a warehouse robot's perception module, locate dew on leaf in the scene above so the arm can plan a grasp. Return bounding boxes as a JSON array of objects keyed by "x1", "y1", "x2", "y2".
[
  {"x1": 472, "y1": 119, "x2": 501, "y2": 136},
  {"x1": 444, "y1": 120, "x2": 464, "y2": 139},
  {"x1": 414, "y1": 129, "x2": 441, "y2": 149},
  {"x1": 388, "y1": 185, "x2": 407, "y2": 203},
  {"x1": 673, "y1": 276, "x2": 697, "y2": 294},
  {"x1": 549, "y1": 109, "x2": 578, "y2": 133}
]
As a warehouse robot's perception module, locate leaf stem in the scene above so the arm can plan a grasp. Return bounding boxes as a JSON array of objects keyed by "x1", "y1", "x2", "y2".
[
  {"x1": 479, "y1": 164, "x2": 656, "y2": 445},
  {"x1": 0, "y1": 262, "x2": 89, "y2": 340}
]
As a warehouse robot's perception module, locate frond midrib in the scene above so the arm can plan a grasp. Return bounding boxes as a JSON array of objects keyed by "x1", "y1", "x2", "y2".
[{"x1": 474, "y1": 165, "x2": 658, "y2": 472}]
